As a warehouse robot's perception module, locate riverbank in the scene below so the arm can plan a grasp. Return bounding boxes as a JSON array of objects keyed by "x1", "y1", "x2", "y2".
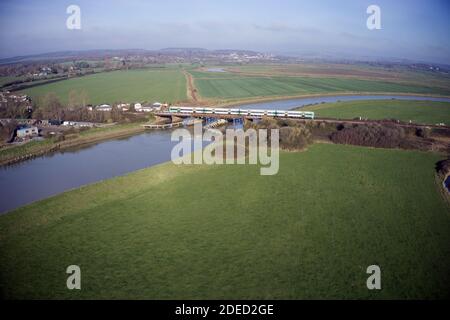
[
  {"x1": 0, "y1": 129, "x2": 181, "y2": 214},
  {"x1": 0, "y1": 123, "x2": 146, "y2": 166}
]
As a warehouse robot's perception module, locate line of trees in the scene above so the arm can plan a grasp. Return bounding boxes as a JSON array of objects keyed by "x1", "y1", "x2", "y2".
[
  {"x1": 33, "y1": 92, "x2": 135, "y2": 123},
  {"x1": 0, "y1": 100, "x2": 31, "y2": 119},
  {"x1": 245, "y1": 117, "x2": 313, "y2": 150},
  {"x1": 0, "y1": 90, "x2": 146, "y2": 124},
  {"x1": 330, "y1": 123, "x2": 406, "y2": 148}
]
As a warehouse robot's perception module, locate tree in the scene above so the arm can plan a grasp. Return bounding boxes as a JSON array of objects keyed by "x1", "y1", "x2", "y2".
[
  {"x1": 68, "y1": 90, "x2": 78, "y2": 109},
  {"x1": 279, "y1": 126, "x2": 312, "y2": 150},
  {"x1": 39, "y1": 92, "x2": 63, "y2": 120},
  {"x1": 79, "y1": 90, "x2": 89, "y2": 107}
]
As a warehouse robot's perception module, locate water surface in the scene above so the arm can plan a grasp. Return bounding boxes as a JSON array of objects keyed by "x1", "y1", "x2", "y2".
[
  {"x1": 234, "y1": 95, "x2": 450, "y2": 110},
  {"x1": 0, "y1": 131, "x2": 203, "y2": 214},
  {"x1": 206, "y1": 68, "x2": 226, "y2": 73}
]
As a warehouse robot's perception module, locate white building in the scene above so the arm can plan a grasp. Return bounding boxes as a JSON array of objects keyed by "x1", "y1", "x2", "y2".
[
  {"x1": 152, "y1": 102, "x2": 162, "y2": 111},
  {"x1": 140, "y1": 105, "x2": 154, "y2": 112},
  {"x1": 96, "y1": 104, "x2": 112, "y2": 112},
  {"x1": 16, "y1": 126, "x2": 38, "y2": 138},
  {"x1": 134, "y1": 103, "x2": 142, "y2": 111},
  {"x1": 117, "y1": 103, "x2": 130, "y2": 111},
  {"x1": 62, "y1": 121, "x2": 95, "y2": 127}
]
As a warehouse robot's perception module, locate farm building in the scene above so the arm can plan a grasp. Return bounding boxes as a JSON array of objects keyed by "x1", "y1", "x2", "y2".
[
  {"x1": 152, "y1": 102, "x2": 163, "y2": 111},
  {"x1": 140, "y1": 104, "x2": 154, "y2": 112},
  {"x1": 96, "y1": 104, "x2": 112, "y2": 112},
  {"x1": 62, "y1": 121, "x2": 95, "y2": 127},
  {"x1": 16, "y1": 126, "x2": 38, "y2": 138},
  {"x1": 117, "y1": 103, "x2": 130, "y2": 111}
]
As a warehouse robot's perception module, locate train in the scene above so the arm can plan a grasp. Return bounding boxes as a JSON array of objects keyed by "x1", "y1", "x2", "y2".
[{"x1": 168, "y1": 106, "x2": 315, "y2": 119}]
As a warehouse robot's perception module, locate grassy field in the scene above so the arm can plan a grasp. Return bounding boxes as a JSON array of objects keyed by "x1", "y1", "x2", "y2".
[
  {"x1": 192, "y1": 71, "x2": 450, "y2": 100},
  {"x1": 21, "y1": 69, "x2": 187, "y2": 105},
  {"x1": 301, "y1": 99, "x2": 450, "y2": 125},
  {"x1": 1, "y1": 143, "x2": 449, "y2": 299}
]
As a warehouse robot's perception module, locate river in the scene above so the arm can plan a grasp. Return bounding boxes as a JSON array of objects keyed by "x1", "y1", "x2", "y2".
[
  {"x1": 233, "y1": 94, "x2": 450, "y2": 110},
  {"x1": 1, "y1": 94, "x2": 450, "y2": 214}
]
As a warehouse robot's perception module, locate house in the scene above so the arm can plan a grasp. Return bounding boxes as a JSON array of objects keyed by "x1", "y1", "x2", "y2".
[
  {"x1": 152, "y1": 102, "x2": 162, "y2": 111},
  {"x1": 62, "y1": 121, "x2": 95, "y2": 127},
  {"x1": 139, "y1": 104, "x2": 154, "y2": 112},
  {"x1": 160, "y1": 103, "x2": 170, "y2": 111},
  {"x1": 117, "y1": 103, "x2": 130, "y2": 111},
  {"x1": 16, "y1": 126, "x2": 39, "y2": 138},
  {"x1": 134, "y1": 103, "x2": 154, "y2": 112},
  {"x1": 96, "y1": 104, "x2": 112, "y2": 112}
]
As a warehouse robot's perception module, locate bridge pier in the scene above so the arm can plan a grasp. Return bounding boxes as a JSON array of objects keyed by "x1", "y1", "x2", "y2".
[
  {"x1": 171, "y1": 115, "x2": 183, "y2": 123},
  {"x1": 205, "y1": 117, "x2": 216, "y2": 125},
  {"x1": 232, "y1": 117, "x2": 244, "y2": 129}
]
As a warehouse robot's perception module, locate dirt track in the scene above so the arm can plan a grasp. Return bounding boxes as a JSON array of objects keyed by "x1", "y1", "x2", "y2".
[{"x1": 183, "y1": 70, "x2": 198, "y2": 102}]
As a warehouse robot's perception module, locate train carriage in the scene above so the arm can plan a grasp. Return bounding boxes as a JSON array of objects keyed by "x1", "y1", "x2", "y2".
[{"x1": 168, "y1": 106, "x2": 314, "y2": 119}]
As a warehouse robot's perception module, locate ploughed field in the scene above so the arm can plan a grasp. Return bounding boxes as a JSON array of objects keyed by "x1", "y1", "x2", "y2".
[
  {"x1": 301, "y1": 99, "x2": 450, "y2": 125},
  {"x1": 193, "y1": 72, "x2": 450, "y2": 100},
  {"x1": 21, "y1": 68, "x2": 187, "y2": 106},
  {"x1": 1, "y1": 144, "x2": 449, "y2": 299},
  {"x1": 213, "y1": 64, "x2": 450, "y2": 89},
  {"x1": 191, "y1": 64, "x2": 450, "y2": 101}
]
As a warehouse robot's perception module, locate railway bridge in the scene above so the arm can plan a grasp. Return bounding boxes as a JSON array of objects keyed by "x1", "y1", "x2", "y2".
[
  {"x1": 155, "y1": 106, "x2": 315, "y2": 122},
  {"x1": 153, "y1": 106, "x2": 450, "y2": 131}
]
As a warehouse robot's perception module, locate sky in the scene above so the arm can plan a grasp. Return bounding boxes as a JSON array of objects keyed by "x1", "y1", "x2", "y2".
[{"x1": 0, "y1": 0, "x2": 449, "y2": 64}]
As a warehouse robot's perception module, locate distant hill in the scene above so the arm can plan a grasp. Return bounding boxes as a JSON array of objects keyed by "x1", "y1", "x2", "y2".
[
  {"x1": 159, "y1": 47, "x2": 209, "y2": 54},
  {"x1": 0, "y1": 48, "x2": 270, "y2": 65},
  {"x1": 0, "y1": 49, "x2": 149, "y2": 65}
]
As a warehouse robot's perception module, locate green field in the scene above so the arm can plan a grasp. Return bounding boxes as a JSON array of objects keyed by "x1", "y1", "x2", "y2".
[
  {"x1": 21, "y1": 69, "x2": 187, "y2": 105},
  {"x1": 193, "y1": 72, "x2": 450, "y2": 100},
  {"x1": 302, "y1": 99, "x2": 450, "y2": 125},
  {"x1": 217, "y1": 64, "x2": 450, "y2": 89},
  {"x1": 1, "y1": 143, "x2": 449, "y2": 299}
]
